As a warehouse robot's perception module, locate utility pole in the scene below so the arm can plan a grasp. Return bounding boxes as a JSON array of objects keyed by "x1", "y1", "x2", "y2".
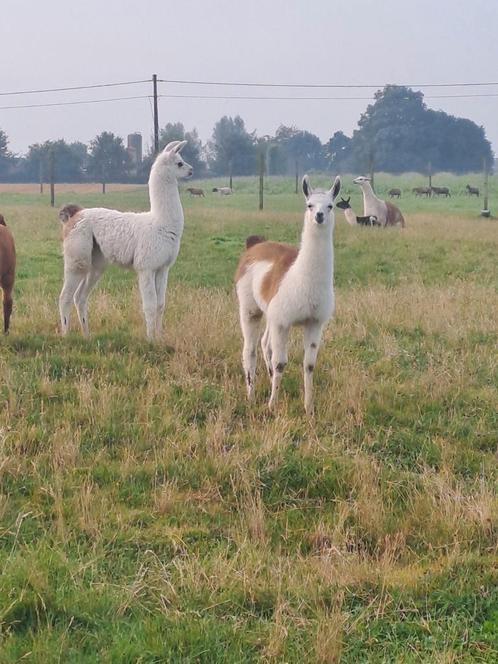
[
  {"x1": 152, "y1": 74, "x2": 159, "y2": 155},
  {"x1": 229, "y1": 159, "x2": 233, "y2": 190},
  {"x1": 482, "y1": 156, "x2": 490, "y2": 217},
  {"x1": 49, "y1": 148, "x2": 55, "y2": 207},
  {"x1": 39, "y1": 160, "x2": 44, "y2": 194},
  {"x1": 428, "y1": 161, "x2": 432, "y2": 190},
  {"x1": 259, "y1": 150, "x2": 265, "y2": 210},
  {"x1": 295, "y1": 158, "x2": 299, "y2": 194}
]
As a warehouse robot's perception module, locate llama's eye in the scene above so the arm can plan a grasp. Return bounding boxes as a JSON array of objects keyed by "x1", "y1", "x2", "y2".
[
  {"x1": 328, "y1": 205, "x2": 333, "y2": 210},
  {"x1": 307, "y1": 204, "x2": 313, "y2": 210},
  {"x1": 177, "y1": 161, "x2": 183, "y2": 167}
]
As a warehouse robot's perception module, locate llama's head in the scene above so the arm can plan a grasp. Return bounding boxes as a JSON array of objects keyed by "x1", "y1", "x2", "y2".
[
  {"x1": 302, "y1": 175, "x2": 341, "y2": 227},
  {"x1": 353, "y1": 176, "x2": 371, "y2": 187},
  {"x1": 154, "y1": 140, "x2": 193, "y2": 181},
  {"x1": 335, "y1": 196, "x2": 351, "y2": 210}
]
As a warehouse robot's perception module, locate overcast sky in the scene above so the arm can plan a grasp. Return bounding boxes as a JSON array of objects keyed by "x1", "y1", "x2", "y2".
[{"x1": 2, "y1": 0, "x2": 498, "y2": 157}]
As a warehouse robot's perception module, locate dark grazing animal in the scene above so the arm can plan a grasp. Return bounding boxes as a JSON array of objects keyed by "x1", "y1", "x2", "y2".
[
  {"x1": 412, "y1": 186, "x2": 431, "y2": 197},
  {"x1": 466, "y1": 184, "x2": 479, "y2": 197},
  {"x1": 0, "y1": 214, "x2": 16, "y2": 334},
  {"x1": 430, "y1": 186, "x2": 451, "y2": 197},
  {"x1": 336, "y1": 197, "x2": 380, "y2": 226},
  {"x1": 388, "y1": 188, "x2": 401, "y2": 198}
]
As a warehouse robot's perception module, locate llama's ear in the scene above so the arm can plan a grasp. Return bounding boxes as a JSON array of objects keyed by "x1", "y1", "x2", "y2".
[
  {"x1": 164, "y1": 140, "x2": 182, "y2": 153},
  {"x1": 302, "y1": 175, "x2": 313, "y2": 199},
  {"x1": 346, "y1": 196, "x2": 351, "y2": 204},
  {"x1": 173, "y1": 140, "x2": 187, "y2": 154},
  {"x1": 330, "y1": 176, "x2": 341, "y2": 201}
]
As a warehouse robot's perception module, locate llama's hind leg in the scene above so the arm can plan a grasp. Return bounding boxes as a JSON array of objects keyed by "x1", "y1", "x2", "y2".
[
  {"x1": 59, "y1": 270, "x2": 86, "y2": 336},
  {"x1": 154, "y1": 266, "x2": 169, "y2": 339},
  {"x1": 138, "y1": 270, "x2": 158, "y2": 341},
  {"x1": 303, "y1": 321, "x2": 323, "y2": 416},
  {"x1": 240, "y1": 309, "x2": 262, "y2": 400},
  {"x1": 73, "y1": 252, "x2": 107, "y2": 337},
  {"x1": 2, "y1": 286, "x2": 13, "y2": 335}
]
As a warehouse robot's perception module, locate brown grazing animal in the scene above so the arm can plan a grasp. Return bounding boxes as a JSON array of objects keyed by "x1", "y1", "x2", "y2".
[
  {"x1": 388, "y1": 188, "x2": 401, "y2": 198},
  {"x1": 0, "y1": 214, "x2": 16, "y2": 334},
  {"x1": 186, "y1": 187, "x2": 205, "y2": 197}
]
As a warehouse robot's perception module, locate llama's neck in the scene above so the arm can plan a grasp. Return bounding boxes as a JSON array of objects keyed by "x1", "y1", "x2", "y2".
[
  {"x1": 148, "y1": 169, "x2": 184, "y2": 233},
  {"x1": 293, "y1": 217, "x2": 334, "y2": 285},
  {"x1": 360, "y1": 181, "x2": 379, "y2": 205},
  {"x1": 343, "y1": 207, "x2": 357, "y2": 226}
]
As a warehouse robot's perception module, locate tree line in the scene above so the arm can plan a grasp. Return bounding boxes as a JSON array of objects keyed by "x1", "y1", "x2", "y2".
[{"x1": 0, "y1": 86, "x2": 493, "y2": 183}]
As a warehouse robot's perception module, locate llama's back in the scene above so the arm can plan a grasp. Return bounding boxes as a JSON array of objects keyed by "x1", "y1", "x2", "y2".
[{"x1": 80, "y1": 208, "x2": 151, "y2": 267}]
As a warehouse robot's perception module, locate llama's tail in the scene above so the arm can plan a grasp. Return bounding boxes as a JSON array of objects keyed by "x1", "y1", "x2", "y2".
[
  {"x1": 59, "y1": 204, "x2": 83, "y2": 223},
  {"x1": 0, "y1": 214, "x2": 5, "y2": 226},
  {"x1": 245, "y1": 235, "x2": 266, "y2": 249}
]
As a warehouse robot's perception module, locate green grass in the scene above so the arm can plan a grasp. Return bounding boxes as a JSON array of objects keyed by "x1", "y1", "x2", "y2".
[{"x1": 0, "y1": 174, "x2": 497, "y2": 662}]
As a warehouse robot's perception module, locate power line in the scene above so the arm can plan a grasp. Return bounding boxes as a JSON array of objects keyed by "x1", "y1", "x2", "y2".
[
  {"x1": 0, "y1": 95, "x2": 151, "y2": 110},
  {"x1": 155, "y1": 92, "x2": 498, "y2": 101},
  {"x1": 2, "y1": 91, "x2": 498, "y2": 111},
  {"x1": 0, "y1": 79, "x2": 150, "y2": 97},
  {"x1": 158, "y1": 78, "x2": 498, "y2": 89}
]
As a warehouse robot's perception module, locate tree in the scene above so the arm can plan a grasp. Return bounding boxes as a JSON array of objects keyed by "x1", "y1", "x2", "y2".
[
  {"x1": 274, "y1": 126, "x2": 325, "y2": 175},
  {"x1": 348, "y1": 85, "x2": 493, "y2": 173},
  {"x1": 87, "y1": 132, "x2": 129, "y2": 185},
  {"x1": 22, "y1": 140, "x2": 88, "y2": 182},
  {"x1": 0, "y1": 130, "x2": 15, "y2": 180},
  {"x1": 324, "y1": 131, "x2": 352, "y2": 171},
  {"x1": 207, "y1": 116, "x2": 256, "y2": 176}
]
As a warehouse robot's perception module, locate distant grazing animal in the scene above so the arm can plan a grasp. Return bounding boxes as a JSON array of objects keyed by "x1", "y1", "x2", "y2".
[
  {"x1": 235, "y1": 174, "x2": 341, "y2": 415},
  {"x1": 353, "y1": 176, "x2": 405, "y2": 227},
  {"x1": 466, "y1": 184, "x2": 479, "y2": 197},
  {"x1": 388, "y1": 188, "x2": 401, "y2": 199},
  {"x1": 58, "y1": 140, "x2": 193, "y2": 340},
  {"x1": 336, "y1": 197, "x2": 379, "y2": 226},
  {"x1": 412, "y1": 186, "x2": 431, "y2": 197},
  {"x1": 430, "y1": 186, "x2": 451, "y2": 197},
  {"x1": 0, "y1": 214, "x2": 16, "y2": 334},
  {"x1": 212, "y1": 187, "x2": 233, "y2": 195},
  {"x1": 186, "y1": 187, "x2": 205, "y2": 197}
]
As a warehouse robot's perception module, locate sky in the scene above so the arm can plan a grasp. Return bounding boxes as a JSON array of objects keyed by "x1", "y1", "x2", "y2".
[{"x1": 2, "y1": 0, "x2": 498, "y2": 157}]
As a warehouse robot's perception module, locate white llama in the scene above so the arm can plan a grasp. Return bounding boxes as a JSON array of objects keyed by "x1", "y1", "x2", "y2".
[
  {"x1": 353, "y1": 176, "x2": 405, "y2": 227},
  {"x1": 235, "y1": 175, "x2": 341, "y2": 415},
  {"x1": 58, "y1": 140, "x2": 192, "y2": 340}
]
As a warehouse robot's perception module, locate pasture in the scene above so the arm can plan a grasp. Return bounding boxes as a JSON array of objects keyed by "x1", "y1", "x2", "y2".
[{"x1": 0, "y1": 173, "x2": 497, "y2": 662}]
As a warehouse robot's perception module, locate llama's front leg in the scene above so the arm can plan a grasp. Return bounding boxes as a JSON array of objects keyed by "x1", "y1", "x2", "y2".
[
  {"x1": 154, "y1": 266, "x2": 169, "y2": 339},
  {"x1": 303, "y1": 321, "x2": 324, "y2": 416},
  {"x1": 240, "y1": 310, "x2": 262, "y2": 400},
  {"x1": 260, "y1": 325, "x2": 273, "y2": 382},
  {"x1": 138, "y1": 270, "x2": 158, "y2": 341},
  {"x1": 59, "y1": 270, "x2": 86, "y2": 336},
  {"x1": 268, "y1": 324, "x2": 289, "y2": 411}
]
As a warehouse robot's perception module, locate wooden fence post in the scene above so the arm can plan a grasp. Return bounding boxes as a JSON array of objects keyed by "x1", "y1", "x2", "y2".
[{"x1": 49, "y1": 148, "x2": 55, "y2": 207}]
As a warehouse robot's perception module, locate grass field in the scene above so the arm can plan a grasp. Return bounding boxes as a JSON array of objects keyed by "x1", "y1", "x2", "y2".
[{"x1": 0, "y1": 173, "x2": 497, "y2": 662}]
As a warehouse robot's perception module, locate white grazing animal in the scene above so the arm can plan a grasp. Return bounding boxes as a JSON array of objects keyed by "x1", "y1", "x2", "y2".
[
  {"x1": 235, "y1": 174, "x2": 341, "y2": 415},
  {"x1": 353, "y1": 175, "x2": 405, "y2": 227},
  {"x1": 58, "y1": 140, "x2": 193, "y2": 340}
]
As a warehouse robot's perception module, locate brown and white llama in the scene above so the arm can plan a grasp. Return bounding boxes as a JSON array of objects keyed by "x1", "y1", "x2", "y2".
[
  {"x1": 0, "y1": 214, "x2": 16, "y2": 334},
  {"x1": 235, "y1": 175, "x2": 341, "y2": 415}
]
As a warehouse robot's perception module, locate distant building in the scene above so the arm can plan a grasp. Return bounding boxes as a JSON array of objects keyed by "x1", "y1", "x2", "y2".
[{"x1": 127, "y1": 133, "x2": 142, "y2": 167}]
